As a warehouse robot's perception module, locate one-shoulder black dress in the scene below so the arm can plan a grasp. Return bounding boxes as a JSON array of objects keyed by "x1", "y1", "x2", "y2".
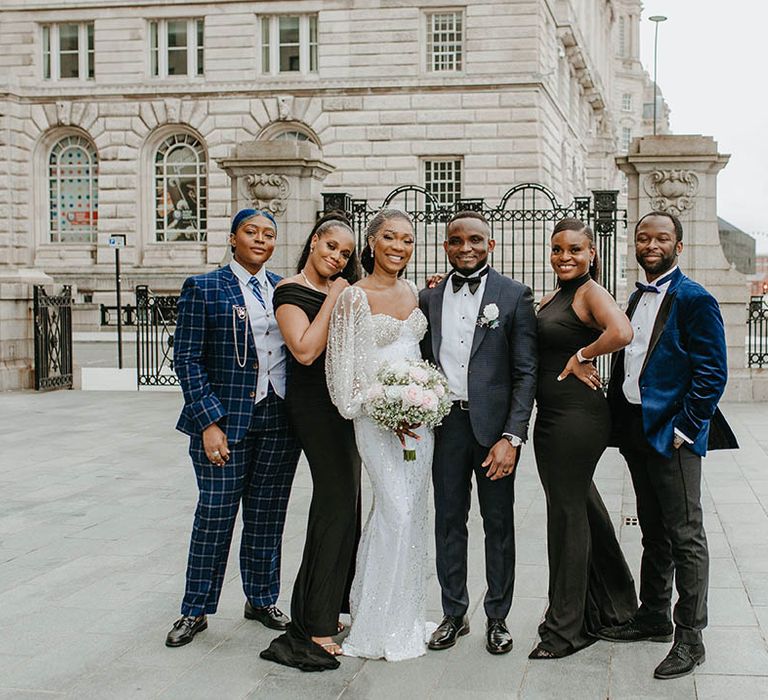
[
  {"x1": 533, "y1": 273, "x2": 637, "y2": 656},
  {"x1": 261, "y1": 283, "x2": 361, "y2": 671}
]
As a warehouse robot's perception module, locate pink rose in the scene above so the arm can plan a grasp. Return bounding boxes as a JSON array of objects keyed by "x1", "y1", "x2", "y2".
[
  {"x1": 409, "y1": 366, "x2": 429, "y2": 384},
  {"x1": 402, "y1": 384, "x2": 424, "y2": 407},
  {"x1": 420, "y1": 390, "x2": 437, "y2": 410},
  {"x1": 366, "y1": 383, "x2": 384, "y2": 401},
  {"x1": 433, "y1": 383, "x2": 446, "y2": 398}
]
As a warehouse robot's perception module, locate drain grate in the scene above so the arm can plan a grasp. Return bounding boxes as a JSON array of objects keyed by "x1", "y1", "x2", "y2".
[{"x1": 623, "y1": 516, "x2": 639, "y2": 526}]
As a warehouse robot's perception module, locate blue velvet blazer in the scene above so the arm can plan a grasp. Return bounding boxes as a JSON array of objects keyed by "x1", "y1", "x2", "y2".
[{"x1": 608, "y1": 268, "x2": 738, "y2": 458}]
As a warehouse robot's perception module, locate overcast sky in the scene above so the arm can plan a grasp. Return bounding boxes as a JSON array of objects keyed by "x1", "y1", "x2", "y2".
[{"x1": 638, "y1": 0, "x2": 768, "y2": 252}]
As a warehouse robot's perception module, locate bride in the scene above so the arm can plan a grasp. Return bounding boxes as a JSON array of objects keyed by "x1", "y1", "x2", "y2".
[{"x1": 326, "y1": 208, "x2": 434, "y2": 661}]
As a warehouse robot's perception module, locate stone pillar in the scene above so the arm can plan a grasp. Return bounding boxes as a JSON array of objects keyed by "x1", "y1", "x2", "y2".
[
  {"x1": 0, "y1": 268, "x2": 54, "y2": 390},
  {"x1": 216, "y1": 141, "x2": 335, "y2": 276},
  {"x1": 617, "y1": 135, "x2": 760, "y2": 401}
]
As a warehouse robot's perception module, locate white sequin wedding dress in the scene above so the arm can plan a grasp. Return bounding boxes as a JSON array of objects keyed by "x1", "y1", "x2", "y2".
[{"x1": 326, "y1": 283, "x2": 434, "y2": 661}]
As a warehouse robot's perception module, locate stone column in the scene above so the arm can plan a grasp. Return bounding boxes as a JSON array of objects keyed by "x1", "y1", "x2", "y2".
[
  {"x1": 216, "y1": 141, "x2": 335, "y2": 276},
  {"x1": 617, "y1": 135, "x2": 759, "y2": 401},
  {"x1": 0, "y1": 268, "x2": 54, "y2": 390}
]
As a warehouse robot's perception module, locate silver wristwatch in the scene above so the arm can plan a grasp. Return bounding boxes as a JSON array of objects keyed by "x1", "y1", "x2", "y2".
[{"x1": 504, "y1": 435, "x2": 522, "y2": 448}]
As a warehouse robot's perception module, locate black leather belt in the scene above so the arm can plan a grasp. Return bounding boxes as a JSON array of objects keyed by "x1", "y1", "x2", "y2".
[{"x1": 453, "y1": 399, "x2": 470, "y2": 411}]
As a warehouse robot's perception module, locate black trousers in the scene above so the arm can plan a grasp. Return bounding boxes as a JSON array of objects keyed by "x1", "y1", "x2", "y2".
[
  {"x1": 433, "y1": 404, "x2": 516, "y2": 619},
  {"x1": 618, "y1": 401, "x2": 708, "y2": 644}
]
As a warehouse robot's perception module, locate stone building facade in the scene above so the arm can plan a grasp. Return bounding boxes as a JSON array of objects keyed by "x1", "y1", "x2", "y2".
[{"x1": 0, "y1": 0, "x2": 657, "y2": 303}]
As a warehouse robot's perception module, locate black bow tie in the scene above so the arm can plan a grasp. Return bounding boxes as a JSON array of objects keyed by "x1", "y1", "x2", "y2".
[
  {"x1": 635, "y1": 281, "x2": 660, "y2": 294},
  {"x1": 634, "y1": 270, "x2": 676, "y2": 295},
  {"x1": 451, "y1": 267, "x2": 489, "y2": 295}
]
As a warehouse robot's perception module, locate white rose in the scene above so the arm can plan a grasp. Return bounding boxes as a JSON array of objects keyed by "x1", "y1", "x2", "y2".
[
  {"x1": 484, "y1": 303, "x2": 499, "y2": 321},
  {"x1": 366, "y1": 383, "x2": 384, "y2": 401},
  {"x1": 409, "y1": 366, "x2": 429, "y2": 384}
]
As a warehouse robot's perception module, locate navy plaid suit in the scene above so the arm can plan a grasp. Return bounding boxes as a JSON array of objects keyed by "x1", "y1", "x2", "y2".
[{"x1": 174, "y1": 265, "x2": 301, "y2": 616}]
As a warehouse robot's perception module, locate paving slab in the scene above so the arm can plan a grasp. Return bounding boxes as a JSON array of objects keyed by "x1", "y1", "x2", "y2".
[{"x1": 0, "y1": 393, "x2": 766, "y2": 698}]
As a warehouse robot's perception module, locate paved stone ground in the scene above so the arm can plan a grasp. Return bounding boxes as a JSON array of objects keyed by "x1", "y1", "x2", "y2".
[{"x1": 1, "y1": 391, "x2": 767, "y2": 699}]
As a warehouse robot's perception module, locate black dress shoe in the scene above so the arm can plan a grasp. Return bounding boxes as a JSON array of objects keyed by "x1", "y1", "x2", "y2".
[
  {"x1": 595, "y1": 618, "x2": 673, "y2": 643},
  {"x1": 165, "y1": 615, "x2": 207, "y2": 647},
  {"x1": 654, "y1": 641, "x2": 705, "y2": 679},
  {"x1": 428, "y1": 614, "x2": 470, "y2": 650},
  {"x1": 486, "y1": 618, "x2": 513, "y2": 655},
  {"x1": 244, "y1": 601, "x2": 290, "y2": 630}
]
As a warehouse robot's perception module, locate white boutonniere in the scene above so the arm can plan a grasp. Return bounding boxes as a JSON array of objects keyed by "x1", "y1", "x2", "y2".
[{"x1": 477, "y1": 303, "x2": 500, "y2": 329}]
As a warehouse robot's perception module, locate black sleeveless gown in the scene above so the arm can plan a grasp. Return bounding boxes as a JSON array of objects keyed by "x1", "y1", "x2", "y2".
[
  {"x1": 261, "y1": 283, "x2": 361, "y2": 671},
  {"x1": 533, "y1": 274, "x2": 637, "y2": 656}
]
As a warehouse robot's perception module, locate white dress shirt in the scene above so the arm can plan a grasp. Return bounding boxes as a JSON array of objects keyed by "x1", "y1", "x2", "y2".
[
  {"x1": 622, "y1": 266, "x2": 690, "y2": 443},
  {"x1": 440, "y1": 266, "x2": 488, "y2": 402},
  {"x1": 439, "y1": 266, "x2": 522, "y2": 445},
  {"x1": 230, "y1": 260, "x2": 287, "y2": 403}
]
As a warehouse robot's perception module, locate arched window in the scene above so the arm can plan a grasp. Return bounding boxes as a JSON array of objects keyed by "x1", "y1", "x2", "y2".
[
  {"x1": 48, "y1": 135, "x2": 98, "y2": 243},
  {"x1": 273, "y1": 130, "x2": 312, "y2": 142},
  {"x1": 154, "y1": 133, "x2": 207, "y2": 241},
  {"x1": 259, "y1": 120, "x2": 320, "y2": 146}
]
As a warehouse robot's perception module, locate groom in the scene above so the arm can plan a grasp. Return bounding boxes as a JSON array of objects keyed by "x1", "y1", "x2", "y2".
[{"x1": 419, "y1": 210, "x2": 537, "y2": 655}]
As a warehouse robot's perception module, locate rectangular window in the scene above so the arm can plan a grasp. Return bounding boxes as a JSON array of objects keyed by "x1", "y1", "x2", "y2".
[
  {"x1": 621, "y1": 127, "x2": 632, "y2": 152},
  {"x1": 259, "y1": 15, "x2": 318, "y2": 75},
  {"x1": 622, "y1": 93, "x2": 632, "y2": 112},
  {"x1": 425, "y1": 159, "x2": 463, "y2": 207},
  {"x1": 41, "y1": 23, "x2": 95, "y2": 80},
  {"x1": 426, "y1": 11, "x2": 463, "y2": 72},
  {"x1": 149, "y1": 18, "x2": 204, "y2": 78},
  {"x1": 618, "y1": 16, "x2": 626, "y2": 57}
]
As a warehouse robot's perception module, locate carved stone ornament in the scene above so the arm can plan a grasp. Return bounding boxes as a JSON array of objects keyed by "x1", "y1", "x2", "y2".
[
  {"x1": 643, "y1": 169, "x2": 699, "y2": 216},
  {"x1": 241, "y1": 173, "x2": 290, "y2": 215},
  {"x1": 276, "y1": 95, "x2": 293, "y2": 121}
]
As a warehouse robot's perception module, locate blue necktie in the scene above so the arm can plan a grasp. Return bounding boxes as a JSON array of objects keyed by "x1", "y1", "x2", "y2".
[
  {"x1": 248, "y1": 276, "x2": 266, "y2": 309},
  {"x1": 634, "y1": 270, "x2": 676, "y2": 295}
]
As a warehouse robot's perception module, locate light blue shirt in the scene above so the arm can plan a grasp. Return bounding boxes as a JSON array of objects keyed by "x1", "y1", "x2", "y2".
[{"x1": 229, "y1": 260, "x2": 286, "y2": 402}]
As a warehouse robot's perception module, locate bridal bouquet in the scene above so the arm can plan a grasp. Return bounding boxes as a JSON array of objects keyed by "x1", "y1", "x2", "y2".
[{"x1": 363, "y1": 360, "x2": 452, "y2": 461}]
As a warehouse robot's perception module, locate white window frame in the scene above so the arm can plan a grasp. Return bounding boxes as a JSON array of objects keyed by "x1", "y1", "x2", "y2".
[
  {"x1": 622, "y1": 92, "x2": 632, "y2": 112},
  {"x1": 618, "y1": 16, "x2": 626, "y2": 57},
  {"x1": 48, "y1": 135, "x2": 99, "y2": 244},
  {"x1": 149, "y1": 18, "x2": 204, "y2": 78},
  {"x1": 153, "y1": 132, "x2": 208, "y2": 243},
  {"x1": 621, "y1": 126, "x2": 632, "y2": 152},
  {"x1": 257, "y1": 15, "x2": 318, "y2": 76},
  {"x1": 42, "y1": 22, "x2": 94, "y2": 80},
  {"x1": 424, "y1": 9, "x2": 464, "y2": 73},
  {"x1": 424, "y1": 158, "x2": 463, "y2": 208}
]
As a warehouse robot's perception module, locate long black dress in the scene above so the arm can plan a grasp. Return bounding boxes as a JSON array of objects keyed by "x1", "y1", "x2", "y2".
[
  {"x1": 261, "y1": 283, "x2": 361, "y2": 671},
  {"x1": 533, "y1": 273, "x2": 638, "y2": 656}
]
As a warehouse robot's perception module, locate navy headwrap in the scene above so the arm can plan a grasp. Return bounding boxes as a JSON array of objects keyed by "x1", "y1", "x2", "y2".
[{"x1": 230, "y1": 208, "x2": 278, "y2": 235}]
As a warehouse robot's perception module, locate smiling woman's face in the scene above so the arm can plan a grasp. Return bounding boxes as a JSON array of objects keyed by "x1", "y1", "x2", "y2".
[
  {"x1": 371, "y1": 218, "x2": 414, "y2": 274},
  {"x1": 230, "y1": 215, "x2": 277, "y2": 271},
  {"x1": 549, "y1": 228, "x2": 593, "y2": 282}
]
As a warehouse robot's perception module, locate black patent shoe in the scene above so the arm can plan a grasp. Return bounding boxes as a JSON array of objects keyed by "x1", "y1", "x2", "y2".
[
  {"x1": 654, "y1": 641, "x2": 705, "y2": 679},
  {"x1": 165, "y1": 615, "x2": 207, "y2": 647},
  {"x1": 595, "y1": 618, "x2": 673, "y2": 643},
  {"x1": 428, "y1": 614, "x2": 470, "y2": 650},
  {"x1": 486, "y1": 618, "x2": 513, "y2": 655},
  {"x1": 244, "y1": 601, "x2": 290, "y2": 630}
]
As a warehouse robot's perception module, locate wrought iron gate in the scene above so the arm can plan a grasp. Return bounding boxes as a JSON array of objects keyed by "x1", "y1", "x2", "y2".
[
  {"x1": 136, "y1": 285, "x2": 179, "y2": 387},
  {"x1": 747, "y1": 295, "x2": 768, "y2": 368},
  {"x1": 33, "y1": 285, "x2": 73, "y2": 391},
  {"x1": 322, "y1": 184, "x2": 624, "y2": 300}
]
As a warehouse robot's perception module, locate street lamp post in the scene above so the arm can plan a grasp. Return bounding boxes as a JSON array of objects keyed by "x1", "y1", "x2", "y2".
[{"x1": 650, "y1": 15, "x2": 668, "y2": 136}]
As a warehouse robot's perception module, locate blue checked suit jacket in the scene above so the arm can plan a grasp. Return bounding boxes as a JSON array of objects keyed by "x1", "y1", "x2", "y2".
[{"x1": 174, "y1": 265, "x2": 282, "y2": 443}]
